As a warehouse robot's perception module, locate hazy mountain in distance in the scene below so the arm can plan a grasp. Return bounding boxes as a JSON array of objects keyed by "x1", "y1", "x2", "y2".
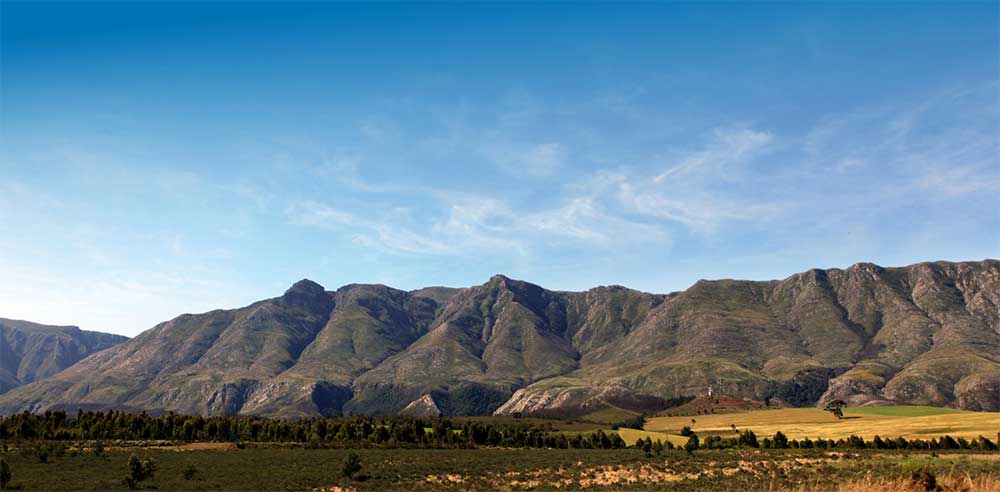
[
  {"x1": 0, "y1": 318, "x2": 128, "y2": 395},
  {"x1": 1, "y1": 260, "x2": 997, "y2": 418}
]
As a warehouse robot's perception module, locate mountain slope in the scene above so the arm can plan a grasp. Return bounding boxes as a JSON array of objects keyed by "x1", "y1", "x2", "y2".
[
  {"x1": 0, "y1": 259, "x2": 997, "y2": 418},
  {"x1": 498, "y1": 260, "x2": 1000, "y2": 416},
  {"x1": 0, "y1": 318, "x2": 128, "y2": 394}
]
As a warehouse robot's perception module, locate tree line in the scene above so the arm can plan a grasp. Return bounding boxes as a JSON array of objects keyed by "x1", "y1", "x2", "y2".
[
  {"x1": 2, "y1": 410, "x2": 996, "y2": 453},
  {"x1": 636, "y1": 429, "x2": 1000, "y2": 455},
  {"x1": 0, "y1": 410, "x2": 628, "y2": 450}
]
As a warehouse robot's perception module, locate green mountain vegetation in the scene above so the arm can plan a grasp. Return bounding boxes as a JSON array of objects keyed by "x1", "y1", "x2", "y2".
[
  {"x1": 0, "y1": 260, "x2": 997, "y2": 418},
  {"x1": 0, "y1": 318, "x2": 128, "y2": 395}
]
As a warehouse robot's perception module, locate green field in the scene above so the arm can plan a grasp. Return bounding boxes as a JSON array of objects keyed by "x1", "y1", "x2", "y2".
[
  {"x1": 1, "y1": 445, "x2": 999, "y2": 491},
  {"x1": 845, "y1": 405, "x2": 965, "y2": 417},
  {"x1": 645, "y1": 406, "x2": 1000, "y2": 441}
]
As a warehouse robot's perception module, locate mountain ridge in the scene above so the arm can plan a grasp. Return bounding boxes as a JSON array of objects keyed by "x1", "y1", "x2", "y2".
[
  {"x1": 0, "y1": 259, "x2": 997, "y2": 418},
  {"x1": 0, "y1": 318, "x2": 129, "y2": 395}
]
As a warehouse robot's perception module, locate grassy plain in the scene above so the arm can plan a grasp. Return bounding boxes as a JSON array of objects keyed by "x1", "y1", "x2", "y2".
[
  {"x1": 645, "y1": 406, "x2": 1000, "y2": 441},
  {"x1": 2, "y1": 406, "x2": 998, "y2": 491},
  {"x1": 2, "y1": 446, "x2": 999, "y2": 491}
]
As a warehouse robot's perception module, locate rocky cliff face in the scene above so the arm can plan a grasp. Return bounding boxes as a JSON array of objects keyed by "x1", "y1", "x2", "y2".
[
  {"x1": 0, "y1": 318, "x2": 128, "y2": 394},
  {"x1": 1, "y1": 259, "x2": 997, "y2": 418}
]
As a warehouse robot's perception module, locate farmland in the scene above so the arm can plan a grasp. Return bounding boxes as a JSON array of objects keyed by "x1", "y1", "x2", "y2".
[{"x1": 644, "y1": 406, "x2": 1000, "y2": 442}]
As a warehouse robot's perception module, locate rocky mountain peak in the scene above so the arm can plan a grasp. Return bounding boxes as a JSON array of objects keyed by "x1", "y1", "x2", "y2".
[
  {"x1": 280, "y1": 279, "x2": 333, "y2": 313},
  {"x1": 284, "y1": 279, "x2": 326, "y2": 296},
  {"x1": 487, "y1": 274, "x2": 513, "y2": 287}
]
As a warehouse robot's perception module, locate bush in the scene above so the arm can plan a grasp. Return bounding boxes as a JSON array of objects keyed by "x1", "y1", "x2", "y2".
[
  {"x1": 739, "y1": 429, "x2": 759, "y2": 448},
  {"x1": 182, "y1": 464, "x2": 197, "y2": 480},
  {"x1": 1, "y1": 458, "x2": 11, "y2": 489},
  {"x1": 772, "y1": 431, "x2": 789, "y2": 449},
  {"x1": 93, "y1": 440, "x2": 105, "y2": 457},
  {"x1": 35, "y1": 444, "x2": 50, "y2": 463},
  {"x1": 684, "y1": 434, "x2": 700, "y2": 454},
  {"x1": 910, "y1": 468, "x2": 937, "y2": 492},
  {"x1": 123, "y1": 454, "x2": 156, "y2": 489},
  {"x1": 680, "y1": 426, "x2": 694, "y2": 437},
  {"x1": 341, "y1": 451, "x2": 362, "y2": 480}
]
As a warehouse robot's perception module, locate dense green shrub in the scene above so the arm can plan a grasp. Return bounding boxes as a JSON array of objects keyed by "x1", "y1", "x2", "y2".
[
  {"x1": 123, "y1": 455, "x2": 156, "y2": 489},
  {"x1": 738, "y1": 429, "x2": 759, "y2": 447},
  {"x1": 341, "y1": 451, "x2": 362, "y2": 480},
  {"x1": 772, "y1": 431, "x2": 789, "y2": 449},
  {"x1": 684, "y1": 434, "x2": 700, "y2": 453}
]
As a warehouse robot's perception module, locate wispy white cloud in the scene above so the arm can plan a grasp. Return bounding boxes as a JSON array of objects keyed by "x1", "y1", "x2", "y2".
[
  {"x1": 562, "y1": 127, "x2": 786, "y2": 233},
  {"x1": 654, "y1": 127, "x2": 774, "y2": 183},
  {"x1": 287, "y1": 186, "x2": 669, "y2": 259},
  {"x1": 800, "y1": 84, "x2": 1000, "y2": 197},
  {"x1": 523, "y1": 197, "x2": 669, "y2": 244},
  {"x1": 287, "y1": 200, "x2": 523, "y2": 257}
]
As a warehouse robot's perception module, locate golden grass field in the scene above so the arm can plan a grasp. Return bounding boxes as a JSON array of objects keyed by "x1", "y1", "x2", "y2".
[
  {"x1": 642, "y1": 406, "x2": 1000, "y2": 441},
  {"x1": 615, "y1": 427, "x2": 686, "y2": 446}
]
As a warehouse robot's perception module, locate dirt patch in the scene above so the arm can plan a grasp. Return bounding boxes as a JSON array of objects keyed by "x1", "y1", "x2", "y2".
[
  {"x1": 155, "y1": 442, "x2": 239, "y2": 451},
  {"x1": 425, "y1": 474, "x2": 465, "y2": 484}
]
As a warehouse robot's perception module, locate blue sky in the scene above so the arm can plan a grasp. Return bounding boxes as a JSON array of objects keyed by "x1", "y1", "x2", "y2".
[{"x1": 1, "y1": 2, "x2": 998, "y2": 336}]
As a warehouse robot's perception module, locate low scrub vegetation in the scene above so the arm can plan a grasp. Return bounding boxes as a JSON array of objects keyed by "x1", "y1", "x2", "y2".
[
  {"x1": 0, "y1": 445, "x2": 997, "y2": 491},
  {"x1": 0, "y1": 409, "x2": 997, "y2": 491}
]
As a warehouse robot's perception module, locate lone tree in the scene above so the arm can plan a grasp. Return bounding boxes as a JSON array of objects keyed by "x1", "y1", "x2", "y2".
[
  {"x1": 1, "y1": 458, "x2": 11, "y2": 489},
  {"x1": 341, "y1": 451, "x2": 362, "y2": 480},
  {"x1": 123, "y1": 455, "x2": 156, "y2": 489},
  {"x1": 823, "y1": 399, "x2": 847, "y2": 419}
]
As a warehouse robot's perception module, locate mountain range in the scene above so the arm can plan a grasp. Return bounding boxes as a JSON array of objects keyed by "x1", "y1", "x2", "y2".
[
  {"x1": 0, "y1": 259, "x2": 997, "y2": 418},
  {"x1": 0, "y1": 318, "x2": 128, "y2": 395}
]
